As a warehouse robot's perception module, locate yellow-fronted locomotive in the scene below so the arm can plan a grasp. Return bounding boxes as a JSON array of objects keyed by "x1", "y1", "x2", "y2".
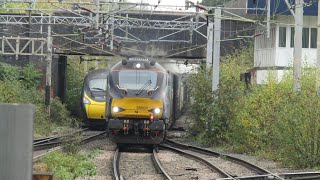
[
  {"x1": 81, "y1": 69, "x2": 108, "y2": 128},
  {"x1": 106, "y1": 58, "x2": 187, "y2": 144}
]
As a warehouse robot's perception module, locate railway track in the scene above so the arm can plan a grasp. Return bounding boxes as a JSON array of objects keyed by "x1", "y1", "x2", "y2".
[
  {"x1": 164, "y1": 140, "x2": 283, "y2": 180},
  {"x1": 110, "y1": 140, "x2": 320, "y2": 180},
  {"x1": 151, "y1": 148, "x2": 173, "y2": 180},
  {"x1": 164, "y1": 140, "x2": 320, "y2": 179},
  {"x1": 113, "y1": 147, "x2": 170, "y2": 180},
  {"x1": 33, "y1": 128, "x2": 107, "y2": 150},
  {"x1": 33, "y1": 128, "x2": 89, "y2": 150},
  {"x1": 113, "y1": 148, "x2": 122, "y2": 180},
  {"x1": 33, "y1": 129, "x2": 106, "y2": 161},
  {"x1": 112, "y1": 143, "x2": 277, "y2": 180},
  {"x1": 160, "y1": 143, "x2": 232, "y2": 179}
]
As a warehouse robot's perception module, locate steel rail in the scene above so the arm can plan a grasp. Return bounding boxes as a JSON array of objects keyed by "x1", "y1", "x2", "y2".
[
  {"x1": 33, "y1": 130, "x2": 85, "y2": 149},
  {"x1": 217, "y1": 174, "x2": 280, "y2": 180},
  {"x1": 217, "y1": 172, "x2": 320, "y2": 180},
  {"x1": 160, "y1": 144, "x2": 232, "y2": 179},
  {"x1": 279, "y1": 172, "x2": 320, "y2": 179},
  {"x1": 151, "y1": 148, "x2": 173, "y2": 180},
  {"x1": 33, "y1": 130, "x2": 106, "y2": 162},
  {"x1": 33, "y1": 129, "x2": 103, "y2": 150},
  {"x1": 81, "y1": 131, "x2": 107, "y2": 143},
  {"x1": 33, "y1": 136, "x2": 58, "y2": 144},
  {"x1": 34, "y1": 128, "x2": 88, "y2": 144},
  {"x1": 112, "y1": 148, "x2": 122, "y2": 180},
  {"x1": 165, "y1": 140, "x2": 283, "y2": 180},
  {"x1": 33, "y1": 146, "x2": 61, "y2": 162}
]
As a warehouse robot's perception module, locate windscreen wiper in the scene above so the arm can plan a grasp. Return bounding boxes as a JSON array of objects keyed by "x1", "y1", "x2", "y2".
[
  {"x1": 90, "y1": 87, "x2": 104, "y2": 91},
  {"x1": 135, "y1": 80, "x2": 151, "y2": 95}
]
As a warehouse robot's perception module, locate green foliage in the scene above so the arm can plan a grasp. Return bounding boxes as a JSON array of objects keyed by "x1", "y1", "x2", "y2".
[
  {"x1": 43, "y1": 151, "x2": 96, "y2": 179},
  {"x1": 188, "y1": 47, "x2": 252, "y2": 145},
  {"x1": 51, "y1": 97, "x2": 73, "y2": 125},
  {"x1": 231, "y1": 70, "x2": 320, "y2": 167},
  {"x1": 62, "y1": 134, "x2": 82, "y2": 155},
  {"x1": 1, "y1": 3, "x2": 28, "y2": 13},
  {"x1": 20, "y1": 63, "x2": 42, "y2": 88},
  {"x1": 0, "y1": 62, "x2": 76, "y2": 137},
  {"x1": 0, "y1": 63, "x2": 41, "y2": 88},
  {"x1": 0, "y1": 63, "x2": 20, "y2": 81},
  {"x1": 1, "y1": 1, "x2": 91, "y2": 13},
  {"x1": 66, "y1": 57, "x2": 85, "y2": 116},
  {"x1": 189, "y1": 46, "x2": 320, "y2": 168}
]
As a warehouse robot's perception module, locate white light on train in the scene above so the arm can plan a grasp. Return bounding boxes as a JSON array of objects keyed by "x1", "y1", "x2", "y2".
[
  {"x1": 83, "y1": 97, "x2": 90, "y2": 104},
  {"x1": 113, "y1": 107, "x2": 120, "y2": 113},
  {"x1": 154, "y1": 108, "x2": 161, "y2": 114},
  {"x1": 136, "y1": 63, "x2": 141, "y2": 68}
]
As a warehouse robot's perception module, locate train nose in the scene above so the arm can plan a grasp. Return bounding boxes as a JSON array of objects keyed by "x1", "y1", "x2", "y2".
[
  {"x1": 88, "y1": 103, "x2": 106, "y2": 119},
  {"x1": 111, "y1": 97, "x2": 163, "y2": 118}
]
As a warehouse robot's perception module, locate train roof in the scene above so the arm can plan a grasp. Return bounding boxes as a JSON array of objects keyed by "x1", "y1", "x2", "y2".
[
  {"x1": 111, "y1": 58, "x2": 166, "y2": 73},
  {"x1": 85, "y1": 69, "x2": 108, "y2": 80}
]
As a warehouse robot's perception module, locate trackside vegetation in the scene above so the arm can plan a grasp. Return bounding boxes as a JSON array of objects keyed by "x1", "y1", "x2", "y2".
[
  {"x1": 0, "y1": 61, "x2": 99, "y2": 179},
  {"x1": 42, "y1": 151, "x2": 96, "y2": 179},
  {"x1": 0, "y1": 62, "x2": 75, "y2": 136},
  {"x1": 0, "y1": 57, "x2": 109, "y2": 136},
  {"x1": 188, "y1": 47, "x2": 320, "y2": 168}
]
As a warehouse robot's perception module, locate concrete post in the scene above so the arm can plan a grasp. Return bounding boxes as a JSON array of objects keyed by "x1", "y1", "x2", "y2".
[
  {"x1": 293, "y1": 0, "x2": 303, "y2": 92},
  {"x1": 212, "y1": 8, "x2": 221, "y2": 92},
  {"x1": 317, "y1": 1, "x2": 320, "y2": 95},
  {"x1": 45, "y1": 25, "x2": 52, "y2": 115},
  {"x1": 206, "y1": 16, "x2": 213, "y2": 69}
]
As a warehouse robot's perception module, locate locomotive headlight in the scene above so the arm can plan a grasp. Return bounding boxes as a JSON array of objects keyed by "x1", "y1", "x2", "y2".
[
  {"x1": 113, "y1": 107, "x2": 120, "y2": 113},
  {"x1": 136, "y1": 63, "x2": 141, "y2": 68},
  {"x1": 154, "y1": 108, "x2": 161, "y2": 114},
  {"x1": 83, "y1": 97, "x2": 90, "y2": 104}
]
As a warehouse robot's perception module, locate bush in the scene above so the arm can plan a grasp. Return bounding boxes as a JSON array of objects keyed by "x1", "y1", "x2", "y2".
[
  {"x1": 188, "y1": 47, "x2": 320, "y2": 168},
  {"x1": 66, "y1": 58, "x2": 85, "y2": 116},
  {"x1": 0, "y1": 62, "x2": 77, "y2": 137},
  {"x1": 188, "y1": 47, "x2": 252, "y2": 145},
  {"x1": 43, "y1": 151, "x2": 96, "y2": 179},
  {"x1": 51, "y1": 97, "x2": 73, "y2": 125},
  {"x1": 0, "y1": 63, "x2": 20, "y2": 81},
  {"x1": 20, "y1": 63, "x2": 42, "y2": 88},
  {"x1": 231, "y1": 70, "x2": 320, "y2": 167}
]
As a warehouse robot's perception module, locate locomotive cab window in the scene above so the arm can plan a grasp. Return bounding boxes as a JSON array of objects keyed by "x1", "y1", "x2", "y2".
[
  {"x1": 119, "y1": 70, "x2": 157, "y2": 90},
  {"x1": 89, "y1": 78, "x2": 107, "y2": 91}
]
